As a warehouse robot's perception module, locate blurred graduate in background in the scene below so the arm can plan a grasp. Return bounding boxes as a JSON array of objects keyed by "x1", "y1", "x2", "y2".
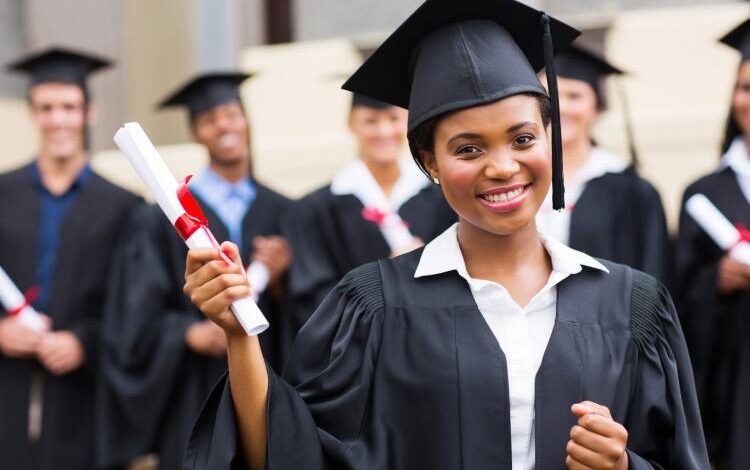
[
  {"x1": 0, "y1": 48, "x2": 140, "y2": 470},
  {"x1": 675, "y1": 17, "x2": 750, "y2": 470},
  {"x1": 536, "y1": 39, "x2": 670, "y2": 282},
  {"x1": 97, "y1": 72, "x2": 293, "y2": 470},
  {"x1": 283, "y1": 90, "x2": 456, "y2": 323}
]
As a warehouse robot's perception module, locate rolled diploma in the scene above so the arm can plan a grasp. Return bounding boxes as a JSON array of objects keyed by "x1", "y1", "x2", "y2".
[
  {"x1": 0, "y1": 265, "x2": 47, "y2": 331},
  {"x1": 380, "y1": 212, "x2": 416, "y2": 251},
  {"x1": 114, "y1": 122, "x2": 268, "y2": 336},
  {"x1": 685, "y1": 193, "x2": 750, "y2": 265},
  {"x1": 247, "y1": 261, "x2": 270, "y2": 302}
]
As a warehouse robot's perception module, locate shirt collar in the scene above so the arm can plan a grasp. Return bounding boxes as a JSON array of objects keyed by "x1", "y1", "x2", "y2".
[
  {"x1": 414, "y1": 223, "x2": 608, "y2": 280},
  {"x1": 29, "y1": 160, "x2": 92, "y2": 195},
  {"x1": 190, "y1": 166, "x2": 255, "y2": 205},
  {"x1": 330, "y1": 157, "x2": 430, "y2": 210},
  {"x1": 721, "y1": 137, "x2": 750, "y2": 178}
]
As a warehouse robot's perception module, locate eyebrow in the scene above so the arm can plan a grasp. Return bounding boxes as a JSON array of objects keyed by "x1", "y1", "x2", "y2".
[{"x1": 446, "y1": 121, "x2": 538, "y2": 144}]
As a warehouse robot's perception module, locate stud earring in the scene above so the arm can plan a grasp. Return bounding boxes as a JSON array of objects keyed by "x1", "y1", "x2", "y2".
[{"x1": 432, "y1": 177, "x2": 440, "y2": 185}]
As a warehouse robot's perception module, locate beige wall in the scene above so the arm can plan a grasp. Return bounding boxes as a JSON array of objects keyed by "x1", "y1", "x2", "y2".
[{"x1": 2, "y1": 2, "x2": 749, "y2": 233}]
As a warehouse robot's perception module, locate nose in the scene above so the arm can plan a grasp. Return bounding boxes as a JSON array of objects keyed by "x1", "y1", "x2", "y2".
[{"x1": 483, "y1": 150, "x2": 520, "y2": 181}]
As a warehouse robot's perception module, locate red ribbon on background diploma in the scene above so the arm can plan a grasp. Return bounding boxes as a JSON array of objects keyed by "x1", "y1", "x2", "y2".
[
  {"x1": 361, "y1": 207, "x2": 409, "y2": 229},
  {"x1": 6, "y1": 286, "x2": 40, "y2": 317},
  {"x1": 175, "y1": 176, "x2": 233, "y2": 265},
  {"x1": 730, "y1": 223, "x2": 750, "y2": 251}
]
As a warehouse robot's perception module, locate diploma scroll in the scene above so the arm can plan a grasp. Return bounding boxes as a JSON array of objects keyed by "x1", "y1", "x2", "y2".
[
  {"x1": 0, "y1": 265, "x2": 47, "y2": 331},
  {"x1": 685, "y1": 193, "x2": 750, "y2": 265},
  {"x1": 247, "y1": 261, "x2": 270, "y2": 302},
  {"x1": 114, "y1": 122, "x2": 269, "y2": 336},
  {"x1": 362, "y1": 207, "x2": 415, "y2": 251}
]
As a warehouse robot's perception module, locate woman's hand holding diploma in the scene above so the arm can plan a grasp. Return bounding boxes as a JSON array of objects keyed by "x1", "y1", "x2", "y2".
[
  {"x1": 567, "y1": 401, "x2": 629, "y2": 470},
  {"x1": 183, "y1": 241, "x2": 268, "y2": 470}
]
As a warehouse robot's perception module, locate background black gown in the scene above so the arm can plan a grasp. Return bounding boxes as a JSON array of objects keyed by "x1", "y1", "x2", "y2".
[
  {"x1": 0, "y1": 164, "x2": 139, "y2": 470},
  {"x1": 568, "y1": 170, "x2": 670, "y2": 283},
  {"x1": 184, "y1": 251, "x2": 708, "y2": 469},
  {"x1": 97, "y1": 184, "x2": 292, "y2": 470},
  {"x1": 283, "y1": 184, "x2": 455, "y2": 324},
  {"x1": 675, "y1": 166, "x2": 750, "y2": 469}
]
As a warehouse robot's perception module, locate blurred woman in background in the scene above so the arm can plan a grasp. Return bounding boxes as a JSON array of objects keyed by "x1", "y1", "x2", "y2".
[
  {"x1": 283, "y1": 92, "x2": 455, "y2": 325},
  {"x1": 536, "y1": 41, "x2": 670, "y2": 282},
  {"x1": 675, "y1": 18, "x2": 750, "y2": 470}
]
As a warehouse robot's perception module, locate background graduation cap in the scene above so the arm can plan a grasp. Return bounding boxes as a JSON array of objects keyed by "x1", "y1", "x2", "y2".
[
  {"x1": 158, "y1": 72, "x2": 252, "y2": 119},
  {"x1": 554, "y1": 41, "x2": 641, "y2": 170},
  {"x1": 342, "y1": 0, "x2": 579, "y2": 210},
  {"x1": 718, "y1": 17, "x2": 750, "y2": 155},
  {"x1": 720, "y1": 17, "x2": 750, "y2": 62},
  {"x1": 7, "y1": 46, "x2": 111, "y2": 92}
]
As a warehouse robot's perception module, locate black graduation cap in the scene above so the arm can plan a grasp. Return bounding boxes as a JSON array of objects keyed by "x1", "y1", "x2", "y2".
[
  {"x1": 555, "y1": 42, "x2": 624, "y2": 108},
  {"x1": 554, "y1": 41, "x2": 640, "y2": 169},
  {"x1": 7, "y1": 47, "x2": 111, "y2": 88},
  {"x1": 720, "y1": 17, "x2": 750, "y2": 61},
  {"x1": 158, "y1": 72, "x2": 252, "y2": 118},
  {"x1": 351, "y1": 93, "x2": 394, "y2": 109},
  {"x1": 342, "y1": 0, "x2": 579, "y2": 210}
]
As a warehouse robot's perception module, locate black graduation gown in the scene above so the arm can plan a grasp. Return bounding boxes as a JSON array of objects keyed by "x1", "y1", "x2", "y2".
[
  {"x1": 185, "y1": 250, "x2": 708, "y2": 469},
  {"x1": 675, "y1": 167, "x2": 750, "y2": 469},
  {"x1": 569, "y1": 170, "x2": 670, "y2": 282},
  {"x1": 97, "y1": 184, "x2": 292, "y2": 470},
  {"x1": 284, "y1": 184, "x2": 455, "y2": 324},
  {"x1": 0, "y1": 164, "x2": 140, "y2": 470}
]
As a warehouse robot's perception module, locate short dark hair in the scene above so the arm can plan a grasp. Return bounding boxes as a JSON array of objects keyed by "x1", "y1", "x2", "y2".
[{"x1": 407, "y1": 92, "x2": 552, "y2": 178}]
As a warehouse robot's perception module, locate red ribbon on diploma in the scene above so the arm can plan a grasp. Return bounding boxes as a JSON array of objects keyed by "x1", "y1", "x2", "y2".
[
  {"x1": 361, "y1": 207, "x2": 410, "y2": 229},
  {"x1": 6, "y1": 286, "x2": 40, "y2": 317},
  {"x1": 730, "y1": 223, "x2": 750, "y2": 251},
  {"x1": 175, "y1": 176, "x2": 233, "y2": 265}
]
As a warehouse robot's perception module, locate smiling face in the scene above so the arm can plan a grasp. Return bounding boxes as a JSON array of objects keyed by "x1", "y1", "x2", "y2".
[
  {"x1": 29, "y1": 83, "x2": 90, "y2": 160},
  {"x1": 733, "y1": 61, "x2": 750, "y2": 136},
  {"x1": 557, "y1": 76, "x2": 599, "y2": 147},
  {"x1": 421, "y1": 94, "x2": 551, "y2": 237},
  {"x1": 349, "y1": 105, "x2": 408, "y2": 165},
  {"x1": 192, "y1": 101, "x2": 250, "y2": 165}
]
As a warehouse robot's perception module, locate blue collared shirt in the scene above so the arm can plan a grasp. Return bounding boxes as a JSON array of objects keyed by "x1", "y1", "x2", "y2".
[
  {"x1": 30, "y1": 162, "x2": 92, "y2": 312},
  {"x1": 189, "y1": 167, "x2": 256, "y2": 251}
]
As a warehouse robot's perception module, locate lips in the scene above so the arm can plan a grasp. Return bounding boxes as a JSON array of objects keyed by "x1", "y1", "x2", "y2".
[{"x1": 477, "y1": 183, "x2": 531, "y2": 212}]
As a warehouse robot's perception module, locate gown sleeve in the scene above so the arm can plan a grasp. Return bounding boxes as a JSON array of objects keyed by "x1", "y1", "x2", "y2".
[
  {"x1": 96, "y1": 204, "x2": 201, "y2": 467},
  {"x1": 624, "y1": 270, "x2": 710, "y2": 469},
  {"x1": 184, "y1": 262, "x2": 385, "y2": 470},
  {"x1": 281, "y1": 195, "x2": 343, "y2": 326},
  {"x1": 631, "y1": 179, "x2": 670, "y2": 283}
]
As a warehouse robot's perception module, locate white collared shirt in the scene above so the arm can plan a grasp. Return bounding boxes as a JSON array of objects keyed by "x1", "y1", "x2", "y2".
[
  {"x1": 536, "y1": 147, "x2": 627, "y2": 245},
  {"x1": 720, "y1": 137, "x2": 750, "y2": 206},
  {"x1": 414, "y1": 224, "x2": 608, "y2": 470}
]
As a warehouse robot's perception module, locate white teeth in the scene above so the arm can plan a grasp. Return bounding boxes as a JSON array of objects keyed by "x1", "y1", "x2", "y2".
[{"x1": 483, "y1": 187, "x2": 525, "y2": 203}]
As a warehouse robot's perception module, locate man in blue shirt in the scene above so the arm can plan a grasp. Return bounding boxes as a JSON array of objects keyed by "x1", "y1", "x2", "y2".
[
  {"x1": 0, "y1": 48, "x2": 140, "y2": 470},
  {"x1": 98, "y1": 72, "x2": 293, "y2": 470}
]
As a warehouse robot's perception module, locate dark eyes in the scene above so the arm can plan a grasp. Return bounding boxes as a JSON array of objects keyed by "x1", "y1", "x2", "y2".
[
  {"x1": 738, "y1": 83, "x2": 750, "y2": 94},
  {"x1": 456, "y1": 144, "x2": 482, "y2": 155},
  {"x1": 514, "y1": 134, "x2": 535, "y2": 146}
]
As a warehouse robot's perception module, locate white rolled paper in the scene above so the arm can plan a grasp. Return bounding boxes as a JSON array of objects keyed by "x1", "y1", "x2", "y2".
[
  {"x1": 114, "y1": 122, "x2": 269, "y2": 336},
  {"x1": 379, "y1": 213, "x2": 417, "y2": 251},
  {"x1": 0, "y1": 265, "x2": 47, "y2": 331},
  {"x1": 247, "y1": 261, "x2": 270, "y2": 302},
  {"x1": 685, "y1": 193, "x2": 750, "y2": 265}
]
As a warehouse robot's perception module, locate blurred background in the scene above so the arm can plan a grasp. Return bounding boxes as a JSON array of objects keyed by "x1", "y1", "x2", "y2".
[{"x1": 0, "y1": 0, "x2": 748, "y2": 230}]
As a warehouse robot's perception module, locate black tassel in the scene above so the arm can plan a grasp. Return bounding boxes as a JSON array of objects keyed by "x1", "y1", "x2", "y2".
[
  {"x1": 541, "y1": 14, "x2": 565, "y2": 211},
  {"x1": 615, "y1": 79, "x2": 639, "y2": 172}
]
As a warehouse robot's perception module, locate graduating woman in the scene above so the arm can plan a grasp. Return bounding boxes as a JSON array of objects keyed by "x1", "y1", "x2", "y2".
[
  {"x1": 284, "y1": 91, "x2": 456, "y2": 323},
  {"x1": 675, "y1": 18, "x2": 750, "y2": 470},
  {"x1": 535, "y1": 41, "x2": 670, "y2": 282},
  {"x1": 183, "y1": 0, "x2": 708, "y2": 468}
]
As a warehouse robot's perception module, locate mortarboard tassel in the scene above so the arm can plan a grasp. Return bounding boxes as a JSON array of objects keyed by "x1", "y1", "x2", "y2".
[
  {"x1": 615, "y1": 79, "x2": 640, "y2": 171},
  {"x1": 541, "y1": 14, "x2": 565, "y2": 211}
]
